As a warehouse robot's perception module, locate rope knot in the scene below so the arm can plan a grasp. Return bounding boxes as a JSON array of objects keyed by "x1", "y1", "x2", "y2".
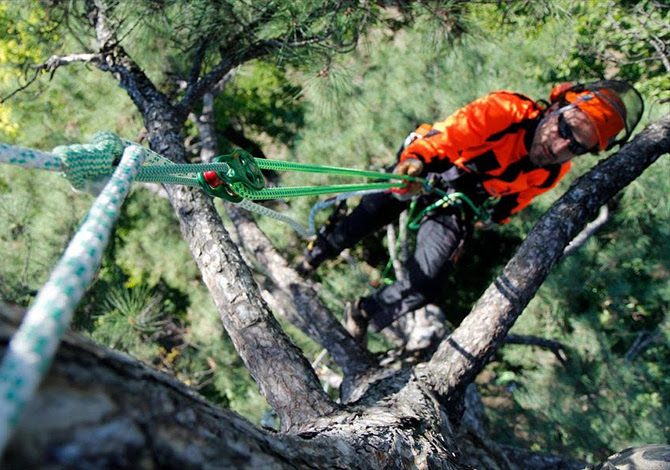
[{"x1": 53, "y1": 132, "x2": 126, "y2": 191}]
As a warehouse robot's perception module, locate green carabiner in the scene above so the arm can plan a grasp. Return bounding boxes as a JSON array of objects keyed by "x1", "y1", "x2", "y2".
[
  {"x1": 222, "y1": 150, "x2": 265, "y2": 190},
  {"x1": 197, "y1": 149, "x2": 265, "y2": 202}
]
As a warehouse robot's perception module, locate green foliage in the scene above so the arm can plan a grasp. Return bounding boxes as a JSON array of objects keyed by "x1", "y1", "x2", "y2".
[
  {"x1": 0, "y1": 1, "x2": 61, "y2": 135},
  {"x1": 0, "y1": 0, "x2": 667, "y2": 458},
  {"x1": 552, "y1": 0, "x2": 670, "y2": 103},
  {"x1": 213, "y1": 61, "x2": 304, "y2": 148},
  {"x1": 113, "y1": 190, "x2": 200, "y2": 290},
  {"x1": 0, "y1": 166, "x2": 90, "y2": 304}
]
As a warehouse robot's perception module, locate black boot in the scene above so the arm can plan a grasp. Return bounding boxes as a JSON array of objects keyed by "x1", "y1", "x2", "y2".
[
  {"x1": 295, "y1": 201, "x2": 348, "y2": 276},
  {"x1": 295, "y1": 235, "x2": 337, "y2": 276}
]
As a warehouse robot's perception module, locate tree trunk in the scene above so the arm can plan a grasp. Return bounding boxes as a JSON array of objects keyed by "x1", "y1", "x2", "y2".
[
  {"x1": 88, "y1": 30, "x2": 338, "y2": 428},
  {"x1": 0, "y1": 305, "x2": 465, "y2": 470},
  {"x1": 190, "y1": 90, "x2": 375, "y2": 390},
  {"x1": 164, "y1": 182, "x2": 338, "y2": 430},
  {"x1": 225, "y1": 203, "x2": 376, "y2": 381}
]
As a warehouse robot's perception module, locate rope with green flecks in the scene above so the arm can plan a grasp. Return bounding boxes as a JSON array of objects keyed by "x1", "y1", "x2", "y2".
[
  {"x1": 0, "y1": 142, "x2": 146, "y2": 454},
  {"x1": 0, "y1": 131, "x2": 493, "y2": 455},
  {"x1": 0, "y1": 143, "x2": 63, "y2": 171}
]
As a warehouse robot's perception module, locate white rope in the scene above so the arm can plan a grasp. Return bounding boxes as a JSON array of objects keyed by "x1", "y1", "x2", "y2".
[
  {"x1": 307, "y1": 189, "x2": 383, "y2": 235},
  {"x1": 0, "y1": 143, "x2": 63, "y2": 171},
  {"x1": 238, "y1": 199, "x2": 314, "y2": 238},
  {"x1": 0, "y1": 145, "x2": 146, "y2": 453}
]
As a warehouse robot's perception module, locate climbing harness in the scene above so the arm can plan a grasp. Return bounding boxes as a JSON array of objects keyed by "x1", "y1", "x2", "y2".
[
  {"x1": 378, "y1": 187, "x2": 496, "y2": 286},
  {"x1": 406, "y1": 190, "x2": 486, "y2": 231}
]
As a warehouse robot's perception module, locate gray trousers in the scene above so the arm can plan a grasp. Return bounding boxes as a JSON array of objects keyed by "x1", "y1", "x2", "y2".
[{"x1": 318, "y1": 191, "x2": 470, "y2": 331}]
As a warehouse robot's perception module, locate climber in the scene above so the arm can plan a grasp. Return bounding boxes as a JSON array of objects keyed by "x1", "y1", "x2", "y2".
[{"x1": 296, "y1": 80, "x2": 644, "y2": 345}]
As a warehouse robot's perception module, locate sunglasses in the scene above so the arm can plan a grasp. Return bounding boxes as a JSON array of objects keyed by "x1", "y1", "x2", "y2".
[{"x1": 557, "y1": 113, "x2": 590, "y2": 156}]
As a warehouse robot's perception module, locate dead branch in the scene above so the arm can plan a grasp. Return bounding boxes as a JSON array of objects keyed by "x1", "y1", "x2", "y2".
[
  {"x1": 563, "y1": 205, "x2": 609, "y2": 256},
  {"x1": 505, "y1": 334, "x2": 568, "y2": 365},
  {"x1": 1, "y1": 53, "x2": 99, "y2": 103}
]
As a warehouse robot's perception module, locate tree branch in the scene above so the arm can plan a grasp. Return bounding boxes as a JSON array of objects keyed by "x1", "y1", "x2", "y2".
[
  {"x1": 80, "y1": 1, "x2": 173, "y2": 118},
  {"x1": 225, "y1": 203, "x2": 377, "y2": 381},
  {"x1": 0, "y1": 304, "x2": 381, "y2": 469},
  {"x1": 419, "y1": 115, "x2": 670, "y2": 420},
  {"x1": 1, "y1": 53, "x2": 100, "y2": 103},
  {"x1": 188, "y1": 79, "x2": 375, "y2": 384},
  {"x1": 187, "y1": 38, "x2": 209, "y2": 88},
  {"x1": 78, "y1": 2, "x2": 339, "y2": 428},
  {"x1": 505, "y1": 334, "x2": 568, "y2": 365},
  {"x1": 178, "y1": 55, "x2": 241, "y2": 117},
  {"x1": 165, "y1": 182, "x2": 338, "y2": 431},
  {"x1": 562, "y1": 205, "x2": 609, "y2": 257}
]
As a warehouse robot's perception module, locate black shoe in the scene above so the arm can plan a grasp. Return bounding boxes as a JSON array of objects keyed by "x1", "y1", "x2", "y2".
[
  {"x1": 295, "y1": 257, "x2": 317, "y2": 277},
  {"x1": 295, "y1": 234, "x2": 338, "y2": 277},
  {"x1": 345, "y1": 301, "x2": 368, "y2": 347}
]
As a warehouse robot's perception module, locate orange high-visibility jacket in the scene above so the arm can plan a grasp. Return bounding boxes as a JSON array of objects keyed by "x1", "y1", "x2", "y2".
[{"x1": 399, "y1": 91, "x2": 571, "y2": 223}]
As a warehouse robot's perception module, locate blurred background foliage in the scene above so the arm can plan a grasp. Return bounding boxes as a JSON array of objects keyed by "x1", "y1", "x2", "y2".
[{"x1": 0, "y1": 0, "x2": 668, "y2": 463}]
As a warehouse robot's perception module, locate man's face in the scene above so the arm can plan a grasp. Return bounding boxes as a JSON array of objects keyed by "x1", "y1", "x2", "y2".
[{"x1": 529, "y1": 105, "x2": 599, "y2": 166}]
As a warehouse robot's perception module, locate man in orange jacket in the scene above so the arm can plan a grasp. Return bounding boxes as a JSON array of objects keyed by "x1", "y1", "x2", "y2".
[{"x1": 298, "y1": 80, "x2": 643, "y2": 345}]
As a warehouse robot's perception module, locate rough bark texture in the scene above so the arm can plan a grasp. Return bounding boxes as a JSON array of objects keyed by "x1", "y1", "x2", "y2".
[
  {"x1": 164, "y1": 184, "x2": 338, "y2": 429},
  {"x1": 83, "y1": 7, "x2": 337, "y2": 430},
  {"x1": 225, "y1": 203, "x2": 376, "y2": 379},
  {"x1": 188, "y1": 87, "x2": 375, "y2": 386},
  {"x1": 420, "y1": 115, "x2": 670, "y2": 419},
  {"x1": 0, "y1": 308, "x2": 299, "y2": 469},
  {"x1": 0, "y1": 301, "x2": 586, "y2": 470},
  {"x1": 191, "y1": 89, "x2": 374, "y2": 393},
  {"x1": 0, "y1": 306, "x2": 465, "y2": 469}
]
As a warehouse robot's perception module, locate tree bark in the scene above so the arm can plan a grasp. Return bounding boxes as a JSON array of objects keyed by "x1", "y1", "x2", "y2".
[
  {"x1": 83, "y1": 4, "x2": 337, "y2": 430},
  {"x1": 225, "y1": 203, "x2": 376, "y2": 380},
  {"x1": 420, "y1": 115, "x2": 670, "y2": 420},
  {"x1": 189, "y1": 86, "x2": 375, "y2": 386},
  {"x1": 164, "y1": 184, "x2": 338, "y2": 429},
  {"x1": 0, "y1": 305, "x2": 466, "y2": 470},
  {"x1": 189, "y1": 85, "x2": 375, "y2": 381}
]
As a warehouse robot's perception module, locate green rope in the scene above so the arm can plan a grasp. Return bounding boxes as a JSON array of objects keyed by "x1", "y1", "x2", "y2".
[
  {"x1": 136, "y1": 173, "x2": 200, "y2": 187},
  {"x1": 238, "y1": 199, "x2": 313, "y2": 238},
  {"x1": 407, "y1": 190, "x2": 485, "y2": 229},
  {"x1": 6, "y1": 131, "x2": 491, "y2": 236},
  {"x1": 53, "y1": 132, "x2": 126, "y2": 191},
  {"x1": 253, "y1": 158, "x2": 422, "y2": 183},
  {"x1": 137, "y1": 158, "x2": 419, "y2": 201},
  {"x1": 137, "y1": 159, "x2": 419, "y2": 183},
  {"x1": 232, "y1": 182, "x2": 403, "y2": 200}
]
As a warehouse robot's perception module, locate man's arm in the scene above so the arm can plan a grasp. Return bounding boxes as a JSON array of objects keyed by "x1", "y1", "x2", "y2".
[{"x1": 398, "y1": 91, "x2": 530, "y2": 165}]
